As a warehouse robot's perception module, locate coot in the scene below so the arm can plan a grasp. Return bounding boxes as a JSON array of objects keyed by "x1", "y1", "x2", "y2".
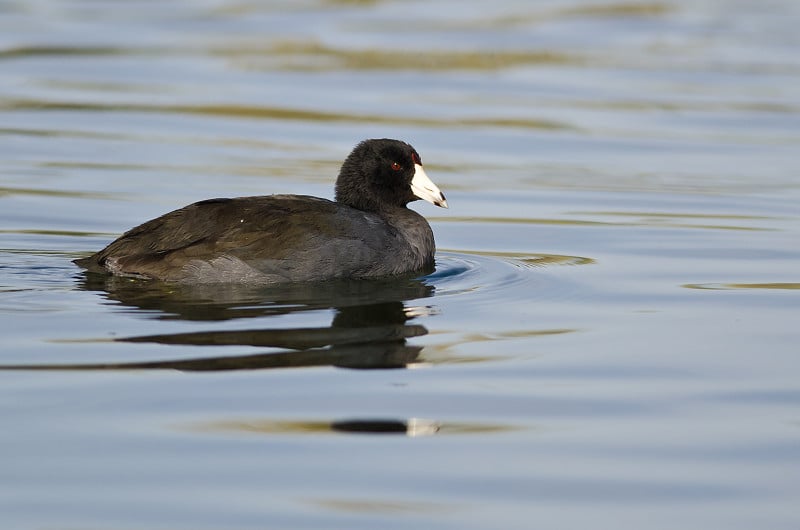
[{"x1": 73, "y1": 138, "x2": 448, "y2": 283}]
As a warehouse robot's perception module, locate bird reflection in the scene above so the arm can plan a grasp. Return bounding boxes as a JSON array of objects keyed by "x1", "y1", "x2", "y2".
[
  {"x1": 1, "y1": 273, "x2": 436, "y2": 372},
  {"x1": 78, "y1": 271, "x2": 435, "y2": 322}
]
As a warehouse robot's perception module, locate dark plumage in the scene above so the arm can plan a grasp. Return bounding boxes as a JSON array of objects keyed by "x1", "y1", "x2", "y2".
[{"x1": 73, "y1": 139, "x2": 448, "y2": 283}]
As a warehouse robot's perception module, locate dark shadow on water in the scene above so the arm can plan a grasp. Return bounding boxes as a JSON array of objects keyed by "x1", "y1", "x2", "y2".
[
  {"x1": 187, "y1": 417, "x2": 521, "y2": 437},
  {"x1": 77, "y1": 272, "x2": 435, "y2": 321},
  {"x1": 17, "y1": 341, "x2": 425, "y2": 371},
  {"x1": 0, "y1": 272, "x2": 436, "y2": 372}
]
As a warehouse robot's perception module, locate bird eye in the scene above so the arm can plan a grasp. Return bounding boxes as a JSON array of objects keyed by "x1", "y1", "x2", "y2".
[{"x1": 390, "y1": 162, "x2": 402, "y2": 171}]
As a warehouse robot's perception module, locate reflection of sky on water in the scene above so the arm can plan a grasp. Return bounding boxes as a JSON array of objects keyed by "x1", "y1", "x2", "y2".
[{"x1": 1, "y1": 1, "x2": 799, "y2": 529}]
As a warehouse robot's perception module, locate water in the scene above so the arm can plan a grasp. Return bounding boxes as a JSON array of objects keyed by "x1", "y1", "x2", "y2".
[{"x1": 2, "y1": 1, "x2": 799, "y2": 529}]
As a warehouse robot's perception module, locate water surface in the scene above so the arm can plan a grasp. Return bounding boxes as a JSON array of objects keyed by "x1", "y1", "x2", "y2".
[{"x1": 1, "y1": 1, "x2": 799, "y2": 529}]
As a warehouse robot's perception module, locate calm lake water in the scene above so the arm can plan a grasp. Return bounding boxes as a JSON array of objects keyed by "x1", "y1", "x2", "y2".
[{"x1": 1, "y1": 1, "x2": 799, "y2": 528}]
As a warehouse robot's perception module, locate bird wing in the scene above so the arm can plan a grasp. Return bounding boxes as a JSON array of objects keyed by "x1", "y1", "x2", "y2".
[{"x1": 76, "y1": 195, "x2": 399, "y2": 282}]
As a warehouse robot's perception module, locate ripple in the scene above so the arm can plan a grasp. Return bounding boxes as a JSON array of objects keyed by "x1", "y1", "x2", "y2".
[
  {"x1": 186, "y1": 417, "x2": 520, "y2": 437},
  {"x1": 219, "y1": 40, "x2": 580, "y2": 72},
  {"x1": 683, "y1": 282, "x2": 800, "y2": 291},
  {"x1": 428, "y1": 250, "x2": 591, "y2": 300},
  {"x1": 0, "y1": 186, "x2": 111, "y2": 200},
  {"x1": 1, "y1": 98, "x2": 570, "y2": 131},
  {"x1": 309, "y1": 497, "x2": 448, "y2": 515},
  {"x1": 436, "y1": 214, "x2": 772, "y2": 232},
  {"x1": 0, "y1": 341, "x2": 425, "y2": 372},
  {"x1": 448, "y1": 249, "x2": 595, "y2": 267}
]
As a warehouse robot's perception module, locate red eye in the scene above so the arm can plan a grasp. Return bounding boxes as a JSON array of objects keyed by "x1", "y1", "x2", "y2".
[{"x1": 390, "y1": 162, "x2": 402, "y2": 171}]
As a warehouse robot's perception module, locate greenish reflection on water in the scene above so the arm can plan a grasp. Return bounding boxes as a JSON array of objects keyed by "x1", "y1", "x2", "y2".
[
  {"x1": 1, "y1": 98, "x2": 570, "y2": 130},
  {"x1": 1, "y1": 1, "x2": 799, "y2": 529}
]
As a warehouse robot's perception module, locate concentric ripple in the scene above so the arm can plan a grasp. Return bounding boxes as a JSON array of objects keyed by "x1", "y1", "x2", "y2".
[{"x1": 426, "y1": 250, "x2": 593, "y2": 301}]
